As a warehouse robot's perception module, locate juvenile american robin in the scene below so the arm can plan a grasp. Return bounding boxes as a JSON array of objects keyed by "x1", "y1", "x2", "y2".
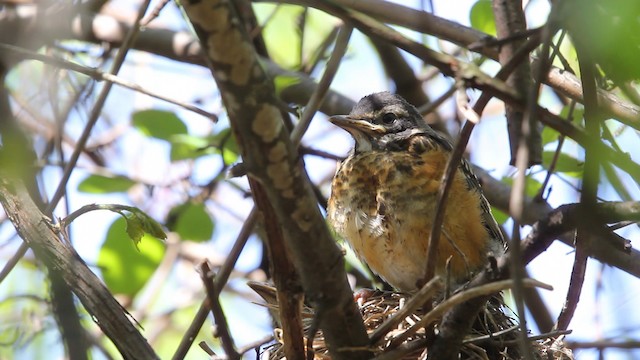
[{"x1": 327, "y1": 92, "x2": 505, "y2": 292}]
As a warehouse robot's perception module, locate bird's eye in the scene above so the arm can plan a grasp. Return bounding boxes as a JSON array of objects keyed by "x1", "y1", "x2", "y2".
[{"x1": 382, "y1": 112, "x2": 397, "y2": 124}]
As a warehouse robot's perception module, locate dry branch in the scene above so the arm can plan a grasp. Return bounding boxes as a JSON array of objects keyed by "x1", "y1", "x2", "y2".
[
  {"x1": 0, "y1": 177, "x2": 158, "y2": 359},
  {"x1": 180, "y1": 1, "x2": 370, "y2": 359}
]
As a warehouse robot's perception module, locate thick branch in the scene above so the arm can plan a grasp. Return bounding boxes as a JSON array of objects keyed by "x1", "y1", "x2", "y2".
[
  {"x1": 0, "y1": 177, "x2": 158, "y2": 359},
  {"x1": 180, "y1": 1, "x2": 370, "y2": 359},
  {"x1": 492, "y1": 0, "x2": 540, "y2": 166}
]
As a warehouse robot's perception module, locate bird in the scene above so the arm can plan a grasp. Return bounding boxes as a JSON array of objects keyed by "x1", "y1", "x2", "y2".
[{"x1": 326, "y1": 92, "x2": 505, "y2": 292}]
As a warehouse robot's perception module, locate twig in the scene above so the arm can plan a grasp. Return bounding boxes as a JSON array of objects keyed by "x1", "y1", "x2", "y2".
[
  {"x1": 389, "y1": 279, "x2": 552, "y2": 348},
  {"x1": 417, "y1": 84, "x2": 456, "y2": 115},
  {"x1": 198, "y1": 261, "x2": 240, "y2": 360},
  {"x1": 0, "y1": 242, "x2": 29, "y2": 284},
  {"x1": 498, "y1": 329, "x2": 572, "y2": 345},
  {"x1": 372, "y1": 338, "x2": 428, "y2": 360},
  {"x1": 198, "y1": 341, "x2": 216, "y2": 356},
  {"x1": 369, "y1": 276, "x2": 443, "y2": 345},
  {"x1": 171, "y1": 207, "x2": 258, "y2": 360},
  {"x1": 141, "y1": 0, "x2": 171, "y2": 26},
  {"x1": 236, "y1": 334, "x2": 275, "y2": 356},
  {"x1": 0, "y1": 44, "x2": 218, "y2": 122},
  {"x1": 506, "y1": 17, "x2": 558, "y2": 360},
  {"x1": 422, "y1": 23, "x2": 538, "y2": 287},
  {"x1": 556, "y1": 33, "x2": 602, "y2": 332},
  {"x1": 290, "y1": 24, "x2": 353, "y2": 146},
  {"x1": 567, "y1": 339, "x2": 640, "y2": 349}
]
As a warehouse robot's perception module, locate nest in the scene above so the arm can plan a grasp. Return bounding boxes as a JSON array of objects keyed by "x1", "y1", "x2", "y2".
[{"x1": 252, "y1": 285, "x2": 574, "y2": 360}]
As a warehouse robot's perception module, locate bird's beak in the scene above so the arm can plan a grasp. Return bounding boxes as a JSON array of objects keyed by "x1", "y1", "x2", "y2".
[{"x1": 328, "y1": 115, "x2": 386, "y2": 135}]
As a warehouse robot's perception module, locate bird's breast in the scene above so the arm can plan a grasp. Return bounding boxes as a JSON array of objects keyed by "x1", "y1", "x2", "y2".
[{"x1": 327, "y1": 150, "x2": 493, "y2": 291}]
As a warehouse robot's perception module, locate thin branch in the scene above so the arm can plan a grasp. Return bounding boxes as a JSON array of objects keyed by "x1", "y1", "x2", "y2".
[
  {"x1": 0, "y1": 242, "x2": 29, "y2": 284},
  {"x1": 46, "y1": 0, "x2": 151, "y2": 212},
  {"x1": 198, "y1": 261, "x2": 240, "y2": 360},
  {"x1": 492, "y1": 0, "x2": 540, "y2": 166},
  {"x1": 0, "y1": 44, "x2": 218, "y2": 122},
  {"x1": 171, "y1": 207, "x2": 258, "y2": 360},
  {"x1": 181, "y1": 1, "x2": 371, "y2": 358},
  {"x1": 567, "y1": 339, "x2": 640, "y2": 349},
  {"x1": 556, "y1": 31, "x2": 602, "y2": 332},
  {"x1": 369, "y1": 276, "x2": 443, "y2": 345},
  {"x1": 0, "y1": 177, "x2": 158, "y2": 359},
  {"x1": 390, "y1": 279, "x2": 552, "y2": 348},
  {"x1": 290, "y1": 24, "x2": 353, "y2": 146}
]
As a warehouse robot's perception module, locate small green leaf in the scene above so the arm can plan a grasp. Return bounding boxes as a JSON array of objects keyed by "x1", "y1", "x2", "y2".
[
  {"x1": 77, "y1": 174, "x2": 136, "y2": 194},
  {"x1": 167, "y1": 202, "x2": 214, "y2": 242},
  {"x1": 98, "y1": 217, "x2": 165, "y2": 296},
  {"x1": 139, "y1": 213, "x2": 168, "y2": 240},
  {"x1": 470, "y1": 0, "x2": 496, "y2": 36},
  {"x1": 543, "y1": 151, "x2": 583, "y2": 176},
  {"x1": 122, "y1": 210, "x2": 167, "y2": 248},
  {"x1": 124, "y1": 213, "x2": 145, "y2": 247},
  {"x1": 274, "y1": 75, "x2": 301, "y2": 98},
  {"x1": 132, "y1": 110, "x2": 188, "y2": 141}
]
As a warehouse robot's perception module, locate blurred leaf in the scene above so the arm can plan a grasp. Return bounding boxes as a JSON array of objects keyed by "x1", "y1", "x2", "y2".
[
  {"x1": 167, "y1": 202, "x2": 214, "y2": 242},
  {"x1": 501, "y1": 176, "x2": 543, "y2": 198},
  {"x1": 491, "y1": 207, "x2": 509, "y2": 225},
  {"x1": 470, "y1": 0, "x2": 496, "y2": 36},
  {"x1": 541, "y1": 126, "x2": 560, "y2": 146},
  {"x1": 543, "y1": 151, "x2": 583, "y2": 177},
  {"x1": 274, "y1": 75, "x2": 301, "y2": 98},
  {"x1": 132, "y1": 109, "x2": 188, "y2": 141},
  {"x1": 77, "y1": 174, "x2": 136, "y2": 194},
  {"x1": 254, "y1": 4, "x2": 338, "y2": 68},
  {"x1": 253, "y1": 4, "x2": 303, "y2": 68},
  {"x1": 98, "y1": 217, "x2": 165, "y2": 296},
  {"x1": 169, "y1": 134, "x2": 217, "y2": 161},
  {"x1": 212, "y1": 128, "x2": 240, "y2": 164},
  {"x1": 559, "y1": 104, "x2": 584, "y2": 122},
  {"x1": 564, "y1": 0, "x2": 640, "y2": 82},
  {"x1": 169, "y1": 129, "x2": 239, "y2": 163}
]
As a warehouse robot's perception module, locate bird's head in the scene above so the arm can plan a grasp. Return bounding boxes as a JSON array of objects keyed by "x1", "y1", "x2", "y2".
[{"x1": 329, "y1": 92, "x2": 430, "y2": 152}]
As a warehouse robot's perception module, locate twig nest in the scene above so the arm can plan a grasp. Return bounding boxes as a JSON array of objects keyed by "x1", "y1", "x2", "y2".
[{"x1": 253, "y1": 286, "x2": 573, "y2": 359}]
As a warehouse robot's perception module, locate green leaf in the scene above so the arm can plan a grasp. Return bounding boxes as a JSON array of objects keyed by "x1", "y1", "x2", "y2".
[
  {"x1": 470, "y1": 0, "x2": 496, "y2": 36},
  {"x1": 123, "y1": 210, "x2": 167, "y2": 248},
  {"x1": 132, "y1": 110, "x2": 188, "y2": 141},
  {"x1": 124, "y1": 213, "x2": 145, "y2": 247},
  {"x1": 169, "y1": 134, "x2": 216, "y2": 161},
  {"x1": 274, "y1": 75, "x2": 301, "y2": 98},
  {"x1": 565, "y1": 0, "x2": 640, "y2": 82},
  {"x1": 212, "y1": 128, "x2": 240, "y2": 164},
  {"x1": 501, "y1": 176, "x2": 543, "y2": 199},
  {"x1": 543, "y1": 151, "x2": 583, "y2": 176},
  {"x1": 559, "y1": 104, "x2": 584, "y2": 122},
  {"x1": 169, "y1": 129, "x2": 239, "y2": 163},
  {"x1": 98, "y1": 217, "x2": 165, "y2": 296},
  {"x1": 77, "y1": 174, "x2": 136, "y2": 194},
  {"x1": 138, "y1": 213, "x2": 168, "y2": 240},
  {"x1": 254, "y1": 4, "x2": 337, "y2": 68},
  {"x1": 491, "y1": 207, "x2": 509, "y2": 225},
  {"x1": 541, "y1": 126, "x2": 559, "y2": 146},
  {"x1": 167, "y1": 202, "x2": 214, "y2": 242}
]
